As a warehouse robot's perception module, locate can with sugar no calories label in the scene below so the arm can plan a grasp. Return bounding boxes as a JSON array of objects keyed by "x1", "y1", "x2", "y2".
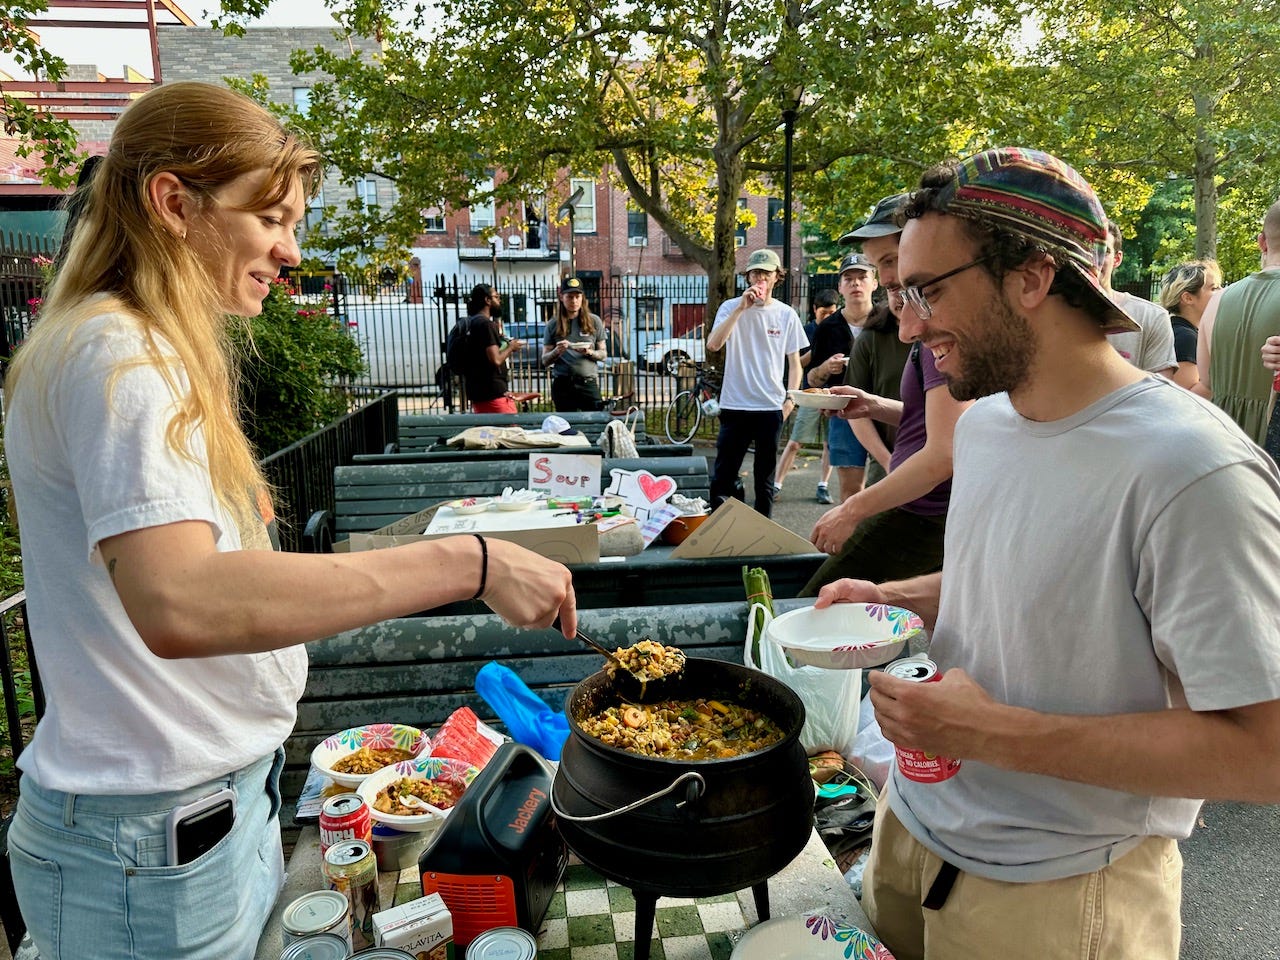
[
  {"x1": 278, "y1": 931, "x2": 350, "y2": 960},
  {"x1": 319, "y1": 791, "x2": 372, "y2": 854},
  {"x1": 324, "y1": 838, "x2": 380, "y2": 951},
  {"x1": 885, "y1": 657, "x2": 961, "y2": 783}
]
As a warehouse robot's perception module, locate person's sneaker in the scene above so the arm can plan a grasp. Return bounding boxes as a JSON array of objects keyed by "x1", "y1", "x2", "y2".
[{"x1": 816, "y1": 483, "x2": 833, "y2": 504}]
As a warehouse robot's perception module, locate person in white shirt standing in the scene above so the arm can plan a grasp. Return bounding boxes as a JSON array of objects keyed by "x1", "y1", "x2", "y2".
[{"x1": 706, "y1": 248, "x2": 807, "y2": 517}]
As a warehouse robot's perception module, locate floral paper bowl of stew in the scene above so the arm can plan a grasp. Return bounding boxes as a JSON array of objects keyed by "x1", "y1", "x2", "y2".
[
  {"x1": 310, "y1": 722, "x2": 430, "y2": 789},
  {"x1": 356, "y1": 757, "x2": 481, "y2": 832},
  {"x1": 766, "y1": 602, "x2": 926, "y2": 670}
]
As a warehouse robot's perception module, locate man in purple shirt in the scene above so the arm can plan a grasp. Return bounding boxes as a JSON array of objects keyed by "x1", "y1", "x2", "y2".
[{"x1": 802, "y1": 204, "x2": 971, "y2": 594}]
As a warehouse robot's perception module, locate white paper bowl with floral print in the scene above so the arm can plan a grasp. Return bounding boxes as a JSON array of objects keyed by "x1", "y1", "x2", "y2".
[
  {"x1": 310, "y1": 722, "x2": 430, "y2": 790},
  {"x1": 357, "y1": 757, "x2": 481, "y2": 833},
  {"x1": 766, "y1": 602, "x2": 925, "y2": 670},
  {"x1": 731, "y1": 912, "x2": 895, "y2": 959}
]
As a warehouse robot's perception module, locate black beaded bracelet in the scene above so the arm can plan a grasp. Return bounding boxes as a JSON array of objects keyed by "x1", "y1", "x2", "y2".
[{"x1": 471, "y1": 534, "x2": 488, "y2": 600}]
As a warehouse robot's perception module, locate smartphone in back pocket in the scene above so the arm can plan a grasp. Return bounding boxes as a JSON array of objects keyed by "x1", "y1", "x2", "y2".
[{"x1": 167, "y1": 788, "x2": 236, "y2": 866}]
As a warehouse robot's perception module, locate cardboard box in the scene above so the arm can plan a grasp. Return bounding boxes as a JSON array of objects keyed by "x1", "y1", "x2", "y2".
[
  {"x1": 668, "y1": 497, "x2": 816, "y2": 559},
  {"x1": 373, "y1": 892, "x2": 453, "y2": 959},
  {"x1": 342, "y1": 504, "x2": 601, "y2": 563}
]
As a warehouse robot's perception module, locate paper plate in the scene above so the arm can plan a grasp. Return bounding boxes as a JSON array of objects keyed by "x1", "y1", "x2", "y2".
[
  {"x1": 357, "y1": 757, "x2": 481, "y2": 833},
  {"x1": 767, "y1": 602, "x2": 925, "y2": 670},
  {"x1": 310, "y1": 723, "x2": 429, "y2": 789},
  {"x1": 494, "y1": 499, "x2": 536, "y2": 512},
  {"x1": 788, "y1": 389, "x2": 850, "y2": 411},
  {"x1": 731, "y1": 913, "x2": 895, "y2": 959},
  {"x1": 449, "y1": 497, "x2": 492, "y2": 515}
]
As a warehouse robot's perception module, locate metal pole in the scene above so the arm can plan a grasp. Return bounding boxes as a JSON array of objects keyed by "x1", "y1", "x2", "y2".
[
  {"x1": 782, "y1": 105, "x2": 796, "y2": 304},
  {"x1": 568, "y1": 205, "x2": 576, "y2": 277}
]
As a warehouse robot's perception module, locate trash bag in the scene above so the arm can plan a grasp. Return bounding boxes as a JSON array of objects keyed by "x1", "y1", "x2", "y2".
[{"x1": 474, "y1": 660, "x2": 571, "y2": 761}]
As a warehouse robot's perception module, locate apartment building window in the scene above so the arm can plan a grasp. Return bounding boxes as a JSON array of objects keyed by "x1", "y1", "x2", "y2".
[
  {"x1": 292, "y1": 87, "x2": 312, "y2": 116},
  {"x1": 637, "y1": 296, "x2": 663, "y2": 331},
  {"x1": 356, "y1": 178, "x2": 379, "y2": 209},
  {"x1": 422, "y1": 206, "x2": 446, "y2": 232},
  {"x1": 627, "y1": 208, "x2": 649, "y2": 246},
  {"x1": 470, "y1": 177, "x2": 495, "y2": 232},
  {"x1": 305, "y1": 187, "x2": 326, "y2": 235},
  {"x1": 571, "y1": 178, "x2": 596, "y2": 233},
  {"x1": 767, "y1": 198, "x2": 785, "y2": 246},
  {"x1": 735, "y1": 198, "x2": 748, "y2": 247}
]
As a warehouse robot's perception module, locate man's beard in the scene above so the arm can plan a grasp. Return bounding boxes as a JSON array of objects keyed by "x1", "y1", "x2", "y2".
[{"x1": 944, "y1": 293, "x2": 1034, "y2": 401}]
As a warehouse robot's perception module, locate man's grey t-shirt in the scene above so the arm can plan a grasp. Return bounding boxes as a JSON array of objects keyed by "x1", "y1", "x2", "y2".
[
  {"x1": 891, "y1": 377, "x2": 1280, "y2": 882},
  {"x1": 1107, "y1": 293, "x2": 1176, "y2": 374}
]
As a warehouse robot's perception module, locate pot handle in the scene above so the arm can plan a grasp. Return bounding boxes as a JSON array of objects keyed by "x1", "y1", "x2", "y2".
[{"x1": 547, "y1": 770, "x2": 706, "y2": 823}]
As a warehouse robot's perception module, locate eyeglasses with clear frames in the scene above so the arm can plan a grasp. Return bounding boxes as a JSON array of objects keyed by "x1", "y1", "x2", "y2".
[{"x1": 898, "y1": 254, "x2": 996, "y2": 320}]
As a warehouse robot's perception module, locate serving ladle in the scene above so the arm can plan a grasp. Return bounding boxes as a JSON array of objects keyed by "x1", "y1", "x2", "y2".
[{"x1": 555, "y1": 617, "x2": 686, "y2": 702}]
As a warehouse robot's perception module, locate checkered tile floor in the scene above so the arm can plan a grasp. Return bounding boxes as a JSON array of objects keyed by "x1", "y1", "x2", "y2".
[{"x1": 393, "y1": 861, "x2": 746, "y2": 960}]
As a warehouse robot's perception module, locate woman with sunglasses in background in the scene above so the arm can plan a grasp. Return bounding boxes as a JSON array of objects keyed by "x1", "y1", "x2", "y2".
[{"x1": 1159, "y1": 259, "x2": 1222, "y2": 396}]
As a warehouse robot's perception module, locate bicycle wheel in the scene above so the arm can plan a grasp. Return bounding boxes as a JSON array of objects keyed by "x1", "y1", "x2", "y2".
[{"x1": 664, "y1": 390, "x2": 702, "y2": 444}]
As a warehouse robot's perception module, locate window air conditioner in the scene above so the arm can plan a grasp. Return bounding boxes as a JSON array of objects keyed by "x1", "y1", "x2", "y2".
[{"x1": 628, "y1": 236, "x2": 649, "y2": 247}]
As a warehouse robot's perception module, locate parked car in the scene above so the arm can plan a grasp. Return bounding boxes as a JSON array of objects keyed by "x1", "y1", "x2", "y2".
[
  {"x1": 501, "y1": 319, "x2": 546, "y2": 364},
  {"x1": 644, "y1": 334, "x2": 706, "y2": 375}
]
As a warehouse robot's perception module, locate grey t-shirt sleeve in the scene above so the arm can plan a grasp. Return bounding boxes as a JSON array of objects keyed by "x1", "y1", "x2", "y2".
[{"x1": 1140, "y1": 458, "x2": 1280, "y2": 711}]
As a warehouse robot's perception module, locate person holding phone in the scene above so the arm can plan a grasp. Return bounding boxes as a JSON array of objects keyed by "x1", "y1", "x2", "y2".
[
  {"x1": 543, "y1": 276, "x2": 606, "y2": 411},
  {"x1": 2, "y1": 82, "x2": 577, "y2": 960}
]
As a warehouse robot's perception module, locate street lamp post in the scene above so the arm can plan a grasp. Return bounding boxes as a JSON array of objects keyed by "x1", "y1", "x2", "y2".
[{"x1": 780, "y1": 87, "x2": 802, "y2": 304}]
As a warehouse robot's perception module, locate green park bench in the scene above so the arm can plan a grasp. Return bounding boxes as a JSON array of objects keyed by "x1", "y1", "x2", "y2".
[
  {"x1": 394, "y1": 411, "x2": 647, "y2": 452},
  {"x1": 352, "y1": 443, "x2": 690, "y2": 465}
]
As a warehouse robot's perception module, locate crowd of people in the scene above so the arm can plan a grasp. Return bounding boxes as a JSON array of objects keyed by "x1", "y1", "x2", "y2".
[{"x1": 9, "y1": 74, "x2": 1280, "y2": 960}]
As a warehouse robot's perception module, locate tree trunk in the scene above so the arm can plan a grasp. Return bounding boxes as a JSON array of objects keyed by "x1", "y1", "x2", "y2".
[{"x1": 1192, "y1": 92, "x2": 1217, "y2": 260}]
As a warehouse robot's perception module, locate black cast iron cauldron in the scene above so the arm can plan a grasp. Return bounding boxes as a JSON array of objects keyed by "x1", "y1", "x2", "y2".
[{"x1": 552, "y1": 657, "x2": 814, "y2": 960}]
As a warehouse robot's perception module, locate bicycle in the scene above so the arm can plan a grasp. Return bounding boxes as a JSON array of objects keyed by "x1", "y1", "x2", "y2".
[{"x1": 664, "y1": 365, "x2": 721, "y2": 444}]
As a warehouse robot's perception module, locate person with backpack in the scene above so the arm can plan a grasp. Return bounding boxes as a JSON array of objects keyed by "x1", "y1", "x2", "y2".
[{"x1": 455, "y1": 283, "x2": 524, "y2": 413}]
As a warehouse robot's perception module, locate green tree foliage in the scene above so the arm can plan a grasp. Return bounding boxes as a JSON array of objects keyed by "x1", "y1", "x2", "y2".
[
  {"x1": 988, "y1": 0, "x2": 1280, "y2": 269},
  {"x1": 216, "y1": 0, "x2": 1020, "y2": 317},
  {"x1": 2, "y1": 1, "x2": 84, "y2": 188},
  {"x1": 232, "y1": 278, "x2": 365, "y2": 456}
]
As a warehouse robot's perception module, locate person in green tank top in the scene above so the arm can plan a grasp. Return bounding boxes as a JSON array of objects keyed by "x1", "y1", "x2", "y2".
[{"x1": 1199, "y1": 198, "x2": 1280, "y2": 445}]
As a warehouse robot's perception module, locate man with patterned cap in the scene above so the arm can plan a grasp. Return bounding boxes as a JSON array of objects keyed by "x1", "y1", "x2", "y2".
[{"x1": 818, "y1": 148, "x2": 1280, "y2": 958}]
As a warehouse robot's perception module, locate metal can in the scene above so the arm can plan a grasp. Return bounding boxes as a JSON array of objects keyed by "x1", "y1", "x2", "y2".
[
  {"x1": 281, "y1": 889, "x2": 353, "y2": 951},
  {"x1": 466, "y1": 926, "x2": 539, "y2": 960},
  {"x1": 885, "y1": 657, "x2": 961, "y2": 784},
  {"x1": 324, "y1": 838, "x2": 380, "y2": 951},
  {"x1": 319, "y1": 792, "x2": 372, "y2": 854},
  {"x1": 350, "y1": 951, "x2": 416, "y2": 959},
  {"x1": 278, "y1": 931, "x2": 350, "y2": 960}
]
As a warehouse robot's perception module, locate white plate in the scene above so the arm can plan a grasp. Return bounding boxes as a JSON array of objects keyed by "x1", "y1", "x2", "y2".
[
  {"x1": 766, "y1": 602, "x2": 925, "y2": 670},
  {"x1": 788, "y1": 389, "x2": 849, "y2": 411},
  {"x1": 731, "y1": 913, "x2": 895, "y2": 959},
  {"x1": 449, "y1": 497, "x2": 492, "y2": 515},
  {"x1": 495, "y1": 499, "x2": 536, "y2": 512},
  {"x1": 357, "y1": 757, "x2": 481, "y2": 833},
  {"x1": 309, "y1": 723, "x2": 430, "y2": 789}
]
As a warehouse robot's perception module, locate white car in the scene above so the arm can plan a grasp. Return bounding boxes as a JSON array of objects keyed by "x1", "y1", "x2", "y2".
[{"x1": 644, "y1": 336, "x2": 706, "y2": 375}]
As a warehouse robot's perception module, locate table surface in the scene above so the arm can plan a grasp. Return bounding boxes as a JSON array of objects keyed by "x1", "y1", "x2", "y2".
[
  {"x1": 425, "y1": 501, "x2": 583, "y2": 535},
  {"x1": 254, "y1": 826, "x2": 873, "y2": 959}
]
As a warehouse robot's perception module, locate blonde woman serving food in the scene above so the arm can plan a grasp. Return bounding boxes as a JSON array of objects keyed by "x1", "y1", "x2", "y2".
[{"x1": 3, "y1": 82, "x2": 576, "y2": 960}]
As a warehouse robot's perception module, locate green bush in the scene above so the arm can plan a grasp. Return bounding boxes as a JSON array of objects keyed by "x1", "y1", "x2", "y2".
[{"x1": 233, "y1": 278, "x2": 366, "y2": 456}]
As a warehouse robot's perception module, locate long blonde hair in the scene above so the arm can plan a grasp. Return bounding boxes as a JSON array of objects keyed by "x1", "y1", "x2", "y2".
[{"x1": 7, "y1": 82, "x2": 320, "y2": 520}]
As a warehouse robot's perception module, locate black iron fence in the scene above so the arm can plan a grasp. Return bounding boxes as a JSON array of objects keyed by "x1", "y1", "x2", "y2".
[
  {"x1": 259, "y1": 391, "x2": 399, "y2": 552},
  {"x1": 0, "y1": 232, "x2": 53, "y2": 378}
]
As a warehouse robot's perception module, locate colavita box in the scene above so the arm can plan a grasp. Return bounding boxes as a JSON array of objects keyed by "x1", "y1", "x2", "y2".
[{"x1": 372, "y1": 891, "x2": 454, "y2": 959}]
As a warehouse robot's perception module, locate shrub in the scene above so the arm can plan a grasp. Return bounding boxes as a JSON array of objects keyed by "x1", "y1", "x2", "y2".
[{"x1": 233, "y1": 278, "x2": 366, "y2": 456}]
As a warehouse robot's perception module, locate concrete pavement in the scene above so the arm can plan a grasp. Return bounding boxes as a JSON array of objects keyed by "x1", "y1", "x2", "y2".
[{"x1": 696, "y1": 437, "x2": 1280, "y2": 960}]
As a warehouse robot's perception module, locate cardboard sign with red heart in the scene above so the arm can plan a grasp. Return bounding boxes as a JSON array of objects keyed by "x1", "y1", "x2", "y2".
[{"x1": 605, "y1": 468, "x2": 679, "y2": 534}]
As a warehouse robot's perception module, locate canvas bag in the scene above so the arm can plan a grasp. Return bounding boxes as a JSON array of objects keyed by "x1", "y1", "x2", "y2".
[
  {"x1": 744, "y1": 602, "x2": 862, "y2": 759},
  {"x1": 600, "y1": 415, "x2": 639, "y2": 458}
]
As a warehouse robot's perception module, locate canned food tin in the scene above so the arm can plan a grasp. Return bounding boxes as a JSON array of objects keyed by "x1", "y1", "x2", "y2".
[
  {"x1": 278, "y1": 931, "x2": 350, "y2": 960},
  {"x1": 467, "y1": 926, "x2": 538, "y2": 960},
  {"x1": 885, "y1": 657, "x2": 961, "y2": 783},
  {"x1": 324, "y1": 838, "x2": 380, "y2": 951},
  {"x1": 281, "y1": 889, "x2": 353, "y2": 951},
  {"x1": 349, "y1": 950, "x2": 416, "y2": 959},
  {"x1": 319, "y1": 792, "x2": 372, "y2": 854}
]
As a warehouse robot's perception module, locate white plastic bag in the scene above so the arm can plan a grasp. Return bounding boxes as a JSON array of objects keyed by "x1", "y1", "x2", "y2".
[
  {"x1": 745, "y1": 602, "x2": 862, "y2": 759},
  {"x1": 851, "y1": 692, "x2": 895, "y2": 790}
]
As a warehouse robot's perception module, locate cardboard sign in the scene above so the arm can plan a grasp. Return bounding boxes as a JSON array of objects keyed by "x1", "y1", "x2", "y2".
[
  {"x1": 529, "y1": 452, "x2": 602, "y2": 497},
  {"x1": 347, "y1": 524, "x2": 599, "y2": 563},
  {"x1": 604, "y1": 468, "x2": 677, "y2": 523},
  {"x1": 668, "y1": 497, "x2": 817, "y2": 558}
]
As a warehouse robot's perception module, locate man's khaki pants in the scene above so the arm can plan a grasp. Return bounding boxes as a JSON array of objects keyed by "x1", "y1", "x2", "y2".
[{"x1": 863, "y1": 793, "x2": 1182, "y2": 960}]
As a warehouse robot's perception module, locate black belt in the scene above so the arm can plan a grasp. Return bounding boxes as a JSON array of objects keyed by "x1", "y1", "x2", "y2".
[
  {"x1": 922, "y1": 860, "x2": 960, "y2": 910},
  {"x1": 558, "y1": 374, "x2": 598, "y2": 383}
]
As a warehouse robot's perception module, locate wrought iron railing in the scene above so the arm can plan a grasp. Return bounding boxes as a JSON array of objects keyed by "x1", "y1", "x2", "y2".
[{"x1": 259, "y1": 392, "x2": 399, "y2": 552}]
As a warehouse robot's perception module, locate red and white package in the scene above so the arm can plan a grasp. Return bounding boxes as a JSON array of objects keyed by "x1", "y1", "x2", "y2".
[{"x1": 428, "y1": 706, "x2": 505, "y2": 770}]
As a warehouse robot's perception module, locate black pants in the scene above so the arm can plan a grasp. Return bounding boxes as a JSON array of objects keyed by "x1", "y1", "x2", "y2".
[
  {"x1": 800, "y1": 507, "x2": 946, "y2": 596},
  {"x1": 711, "y1": 408, "x2": 784, "y2": 518},
  {"x1": 552, "y1": 375, "x2": 603, "y2": 412}
]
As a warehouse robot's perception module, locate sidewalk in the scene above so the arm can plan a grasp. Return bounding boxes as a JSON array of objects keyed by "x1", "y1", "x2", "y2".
[{"x1": 689, "y1": 438, "x2": 832, "y2": 541}]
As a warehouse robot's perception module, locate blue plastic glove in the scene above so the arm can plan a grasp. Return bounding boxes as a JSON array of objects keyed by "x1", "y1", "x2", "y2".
[{"x1": 474, "y1": 660, "x2": 571, "y2": 761}]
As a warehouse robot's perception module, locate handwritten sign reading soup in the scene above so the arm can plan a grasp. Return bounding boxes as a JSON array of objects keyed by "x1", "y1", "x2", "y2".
[{"x1": 529, "y1": 453, "x2": 602, "y2": 498}]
